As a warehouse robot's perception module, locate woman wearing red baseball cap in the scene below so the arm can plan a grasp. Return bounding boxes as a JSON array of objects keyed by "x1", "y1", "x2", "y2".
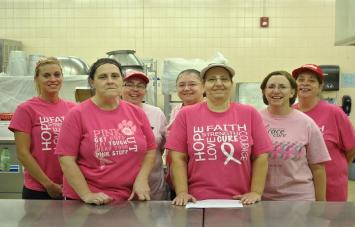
[
  {"x1": 121, "y1": 70, "x2": 168, "y2": 200},
  {"x1": 292, "y1": 64, "x2": 355, "y2": 202}
]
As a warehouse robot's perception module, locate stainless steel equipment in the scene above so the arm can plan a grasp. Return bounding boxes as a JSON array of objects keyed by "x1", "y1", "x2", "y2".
[
  {"x1": 106, "y1": 50, "x2": 144, "y2": 73},
  {"x1": 7, "y1": 51, "x2": 28, "y2": 76},
  {"x1": 106, "y1": 50, "x2": 159, "y2": 106},
  {"x1": 140, "y1": 58, "x2": 158, "y2": 106},
  {"x1": 55, "y1": 56, "x2": 89, "y2": 75},
  {"x1": 0, "y1": 39, "x2": 22, "y2": 73},
  {"x1": 27, "y1": 54, "x2": 45, "y2": 76},
  {"x1": 0, "y1": 200, "x2": 354, "y2": 226},
  {"x1": 0, "y1": 200, "x2": 204, "y2": 226},
  {"x1": 204, "y1": 201, "x2": 355, "y2": 227},
  {"x1": 236, "y1": 82, "x2": 267, "y2": 111}
]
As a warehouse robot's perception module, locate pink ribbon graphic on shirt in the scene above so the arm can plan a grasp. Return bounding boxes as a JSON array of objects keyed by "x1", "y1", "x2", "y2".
[
  {"x1": 221, "y1": 143, "x2": 241, "y2": 165},
  {"x1": 94, "y1": 150, "x2": 113, "y2": 170}
]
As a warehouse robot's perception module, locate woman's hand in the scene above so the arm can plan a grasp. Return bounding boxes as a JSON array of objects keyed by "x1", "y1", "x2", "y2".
[
  {"x1": 128, "y1": 149, "x2": 156, "y2": 201},
  {"x1": 81, "y1": 192, "x2": 113, "y2": 205},
  {"x1": 233, "y1": 192, "x2": 261, "y2": 205},
  {"x1": 172, "y1": 192, "x2": 197, "y2": 206},
  {"x1": 128, "y1": 178, "x2": 151, "y2": 201},
  {"x1": 45, "y1": 183, "x2": 63, "y2": 199}
]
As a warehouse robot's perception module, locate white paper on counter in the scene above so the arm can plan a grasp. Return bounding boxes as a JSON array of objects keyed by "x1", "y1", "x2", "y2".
[{"x1": 186, "y1": 199, "x2": 243, "y2": 209}]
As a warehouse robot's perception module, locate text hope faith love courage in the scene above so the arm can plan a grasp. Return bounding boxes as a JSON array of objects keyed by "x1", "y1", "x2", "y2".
[{"x1": 192, "y1": 124, "x2": 250, "y2": 165}]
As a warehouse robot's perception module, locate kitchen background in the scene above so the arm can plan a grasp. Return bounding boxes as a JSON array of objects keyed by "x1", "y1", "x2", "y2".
[
  {"x1": 1, "y1": 0, "x2": 355, "y2": 122},
  {"x1": 1, "y1": 0, "x2": 355, "y2": 200},
  {"x1": 1, "y1": 0, "x2": 355, "y2": 123}
]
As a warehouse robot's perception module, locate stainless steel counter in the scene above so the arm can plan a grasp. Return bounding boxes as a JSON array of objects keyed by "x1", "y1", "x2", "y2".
[
  {"x1": 1, "y1": 200, "x2": 355, "y2": 227},
  {"x1": 0, "y1": 200, "x2": 203, "y2": 227},
  {"x1": 204, "y1": 201, "x2": 355, "y2": 227}
]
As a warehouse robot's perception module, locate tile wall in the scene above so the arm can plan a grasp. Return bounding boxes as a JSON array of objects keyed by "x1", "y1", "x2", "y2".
[{"x1": 0, "y1": 0, "x2": 355, "y2": 124}]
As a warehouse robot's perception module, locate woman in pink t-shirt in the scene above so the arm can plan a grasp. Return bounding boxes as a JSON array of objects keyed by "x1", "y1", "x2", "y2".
[
  {"x1": 165, "y1": 63, "x2": 274, "y2": 205},
  {"x1": 292, "y1": 64, "x2": 355, "y2": 201},
  {"x1": 9, "y1": 57, "x2": 76, "y2": 199},
  {"x1": 164, "y1": 69, "x2": 205, "y2": 197},
  {"x1": 165, "y1": 69, "x2": 205, "y2": 135},
  {"x1": 55, "y1": 58, "x2": 157, "y2": 205},
  {"x1": 259, "y1": 70, "x2": 330, "y2": 201},
  {"x1": 121, "y1": 70, "x2": 168, "y2": 200}
]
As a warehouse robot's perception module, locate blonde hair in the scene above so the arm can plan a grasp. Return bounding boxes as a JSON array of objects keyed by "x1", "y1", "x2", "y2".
[{"x1": 34, "y1": 57, "x2": 63, "y2": 94}]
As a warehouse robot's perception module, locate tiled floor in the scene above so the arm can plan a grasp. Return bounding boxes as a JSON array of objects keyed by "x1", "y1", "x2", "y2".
[{"x1": 348, "y1": 180, "x2": 355, "y2": 202}]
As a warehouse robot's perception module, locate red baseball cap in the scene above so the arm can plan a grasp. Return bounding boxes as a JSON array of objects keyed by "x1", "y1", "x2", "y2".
[
  {"x1": 124, "y1": 70, "x2": 150, "y2": 84},
  {"x1": 292, "y1": 64, "x2": 324, "y2": 82}
]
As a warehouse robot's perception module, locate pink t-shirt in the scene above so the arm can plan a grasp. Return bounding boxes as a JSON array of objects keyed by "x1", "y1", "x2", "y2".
[
  {"x1": 165, "y1": 102, "x2": 274, "y2": 200},
  {"x1": 55, "y1": 99, "x2": 157, "y2": 201},
  {"x1": 260, "y1": 109, "x2": 331, "y2": 201},
  {"x1": 164, "y1": 103, "x2": 183, "y2": 189},
  {"x1": 165, "y1": 103, "x2": 183, "y2": 139},
  {"x1": 294, "y1": 101, "x2": 355, "y2": 201},
  {"x1": 8, "y1": 97, "x2": 76, "y2": 192},
  {"x1": 141, "y1": 103, "x2": 167, "y2": 200}
]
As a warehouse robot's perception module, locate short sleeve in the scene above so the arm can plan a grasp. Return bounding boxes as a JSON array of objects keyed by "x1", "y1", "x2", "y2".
[
  {"x1": 306, "y1": 119, "x2": 331, "y2": 164},
  {"x1": 164, "y1": 109, "x2": 188, "y2": 153},
  {"x1": 8, "y1": 105, "x2": 32, "y2": 135},
  {"x1": 54, "y1": 107, "x2": 83, "y2": 156},
  {"x1": 250, "y1": 108, "x2": 274, "y2": 157}
]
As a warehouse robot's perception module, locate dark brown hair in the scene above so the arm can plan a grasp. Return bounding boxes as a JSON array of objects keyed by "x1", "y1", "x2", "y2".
[
  {"x1": 88, "y1": 58, "x2": 123, "y2": 95},
  {"x1": 260, "y1": 70, "x2": 298, "y2": 106}
]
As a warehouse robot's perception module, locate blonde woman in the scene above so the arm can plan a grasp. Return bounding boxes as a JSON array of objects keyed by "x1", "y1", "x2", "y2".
[{"x1": 9, "y1": 57, "x2": 76, "y2": 199}]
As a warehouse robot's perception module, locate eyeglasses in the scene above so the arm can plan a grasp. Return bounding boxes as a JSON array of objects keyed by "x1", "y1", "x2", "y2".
[
  {"x1": 123, "y1": 83, "x2": 146, "y2": 90},
  {"x1": 296, "y1": 78, "x2": 318, "y2": 84},
  {"x1": 266, "y1": 85, "x2": 290, "y2": 90},
  {"x1": 177, "y1": 83, "x2": 201, "y2": 89},
  {"x1": 206, "y1": 76, "x2": 231, "y2": 83}
]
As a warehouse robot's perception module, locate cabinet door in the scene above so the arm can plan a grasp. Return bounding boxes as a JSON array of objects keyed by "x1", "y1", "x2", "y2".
[
  {"x1": 335, "y1": 0, "x2": 355, "y2": 46},
  {"x1": 0, "y1": 144, "x2": 24, "y2": 198}
]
